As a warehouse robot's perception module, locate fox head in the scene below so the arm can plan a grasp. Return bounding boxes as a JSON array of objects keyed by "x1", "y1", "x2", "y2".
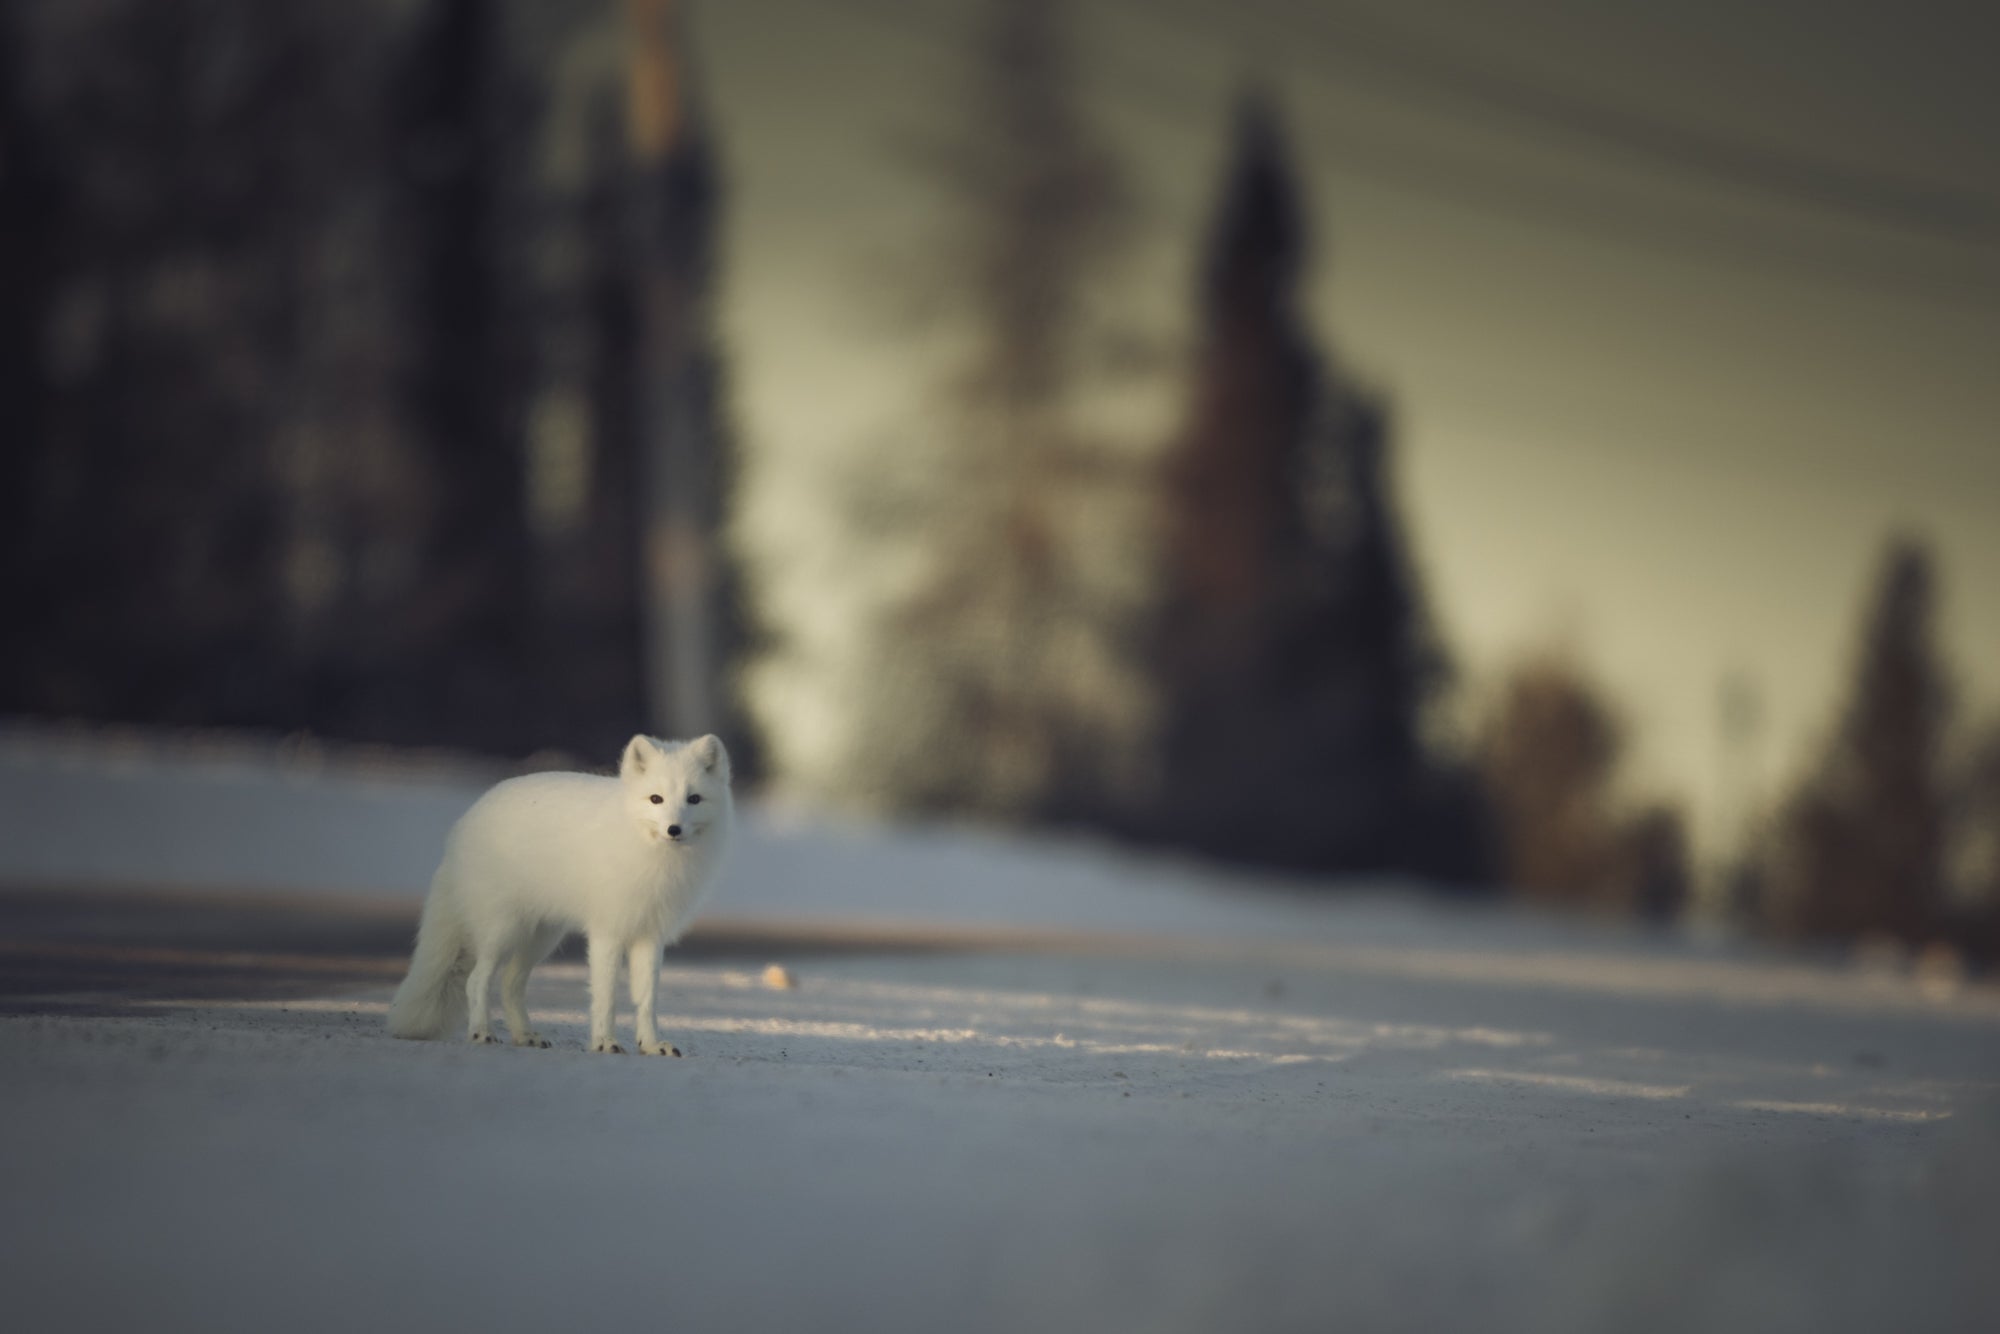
[{"x1": 620, "y1": 733, "x2": 732, "y2": 846}]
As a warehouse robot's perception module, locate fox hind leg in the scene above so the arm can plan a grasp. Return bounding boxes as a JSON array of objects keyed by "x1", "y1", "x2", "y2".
[
  {"x1": 464, "y1": 953, "x2": 499, "y2": 1044},
  {"x1": 500, "y1": 926, "x2": 562, "y2": 1048}
]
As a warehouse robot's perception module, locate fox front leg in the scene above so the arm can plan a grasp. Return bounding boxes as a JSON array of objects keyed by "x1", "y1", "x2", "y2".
[
  {"x1": 628, "y1": 938, "x2": 679, "y2": 1056},
  {"x1": 586, "y1": 934, "x2": 624, "y2": 1053}
]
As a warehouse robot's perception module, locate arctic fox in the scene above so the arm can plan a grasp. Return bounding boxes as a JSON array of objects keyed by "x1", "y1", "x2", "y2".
[{"x1": 387, "y1": 733, "x2": 732, "y2": 1055}]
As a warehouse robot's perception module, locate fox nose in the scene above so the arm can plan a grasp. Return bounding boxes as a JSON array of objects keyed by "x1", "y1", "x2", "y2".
[{"x1": 667, "y1": 825, "x2": 682, "y2": 838}]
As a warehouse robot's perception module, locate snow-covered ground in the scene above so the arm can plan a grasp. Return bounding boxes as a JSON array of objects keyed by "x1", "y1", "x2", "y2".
[{"x1": 2, "y1": 728, "x2": 1998, "y2": 1332}]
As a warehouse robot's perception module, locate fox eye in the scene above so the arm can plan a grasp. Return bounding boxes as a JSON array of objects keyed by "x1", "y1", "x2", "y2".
[
  {"x1": 687, "y1": 793, "x2": 703, "y2": 805},
  {"x1": 649, "y1": 794, "x2": 664, "y2": 805}
]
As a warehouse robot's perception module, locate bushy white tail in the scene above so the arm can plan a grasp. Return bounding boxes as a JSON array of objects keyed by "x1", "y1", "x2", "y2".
[{"x1": 386, "y1": 872, "x2": 470, "y2": 1040}]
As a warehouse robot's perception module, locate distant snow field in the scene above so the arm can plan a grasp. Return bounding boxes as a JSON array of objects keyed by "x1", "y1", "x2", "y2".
[{"x1": 2, "y1": 728, "x2": 1997, "y2": 1333}]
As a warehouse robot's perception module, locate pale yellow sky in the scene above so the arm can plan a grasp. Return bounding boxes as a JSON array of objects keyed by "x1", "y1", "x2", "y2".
[{"x1": 697, "y1": 0, "x2": 2000, "y2": 863}]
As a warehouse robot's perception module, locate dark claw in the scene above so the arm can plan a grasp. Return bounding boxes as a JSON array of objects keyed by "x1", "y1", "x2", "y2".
[
  {"x1": 611, "y1": 1044, "x2": 625, "y2": 1054},
  {"x1": 537, "y1": 1039, "x2": 551, "y2": 1049},
  {"x1": 670, "y1": 1046, "x2": 682, "y2": 1057}
]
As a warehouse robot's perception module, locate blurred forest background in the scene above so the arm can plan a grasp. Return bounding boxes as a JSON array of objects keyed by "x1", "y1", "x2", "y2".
[{"x1": 4, "y1": 0, "x2": 1998, "y2": 968}]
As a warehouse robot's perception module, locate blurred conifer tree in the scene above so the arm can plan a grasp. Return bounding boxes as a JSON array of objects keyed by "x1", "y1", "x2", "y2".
[
  {"x1": 1475, "y1": 649, "x2": 1686, "y2": 914},
  {"x1": 1147, "y1": 92, "x2": 1479, "y2": 877},
  {"x1": 1769, "y1": 538, "x2": 1948, "y2": 943},
  {"x1": 851, "y1": 0, "x2": 1151, "y2": 819}
]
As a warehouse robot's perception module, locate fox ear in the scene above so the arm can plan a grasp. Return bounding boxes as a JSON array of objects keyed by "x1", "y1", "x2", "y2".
[
  {"x1": 692, "y1": 734, "x2": 727, "y2": 773},
  {"x1": 621, "y1": 734, "x2": 660, "y2": 780}
]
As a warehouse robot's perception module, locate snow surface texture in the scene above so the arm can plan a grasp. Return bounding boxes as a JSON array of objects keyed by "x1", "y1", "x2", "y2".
[{"x1": 2, "y1": 728, "x2": 1998, "y2": 1333}]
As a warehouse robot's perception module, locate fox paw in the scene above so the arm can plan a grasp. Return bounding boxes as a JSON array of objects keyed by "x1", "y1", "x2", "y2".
[
  {"x1": 511, "y1": 1031, "x2": 552, "y2": 1049},
  {"x1": 639, "y1": 1040, "x2": 683, "y2": 1057},
  {"x1": 468, "y1": 1031, "x2": 500, "y2": 1046},
  {"x1": 590, "y1": 1039, "x2": 627, "y2": 1055}
]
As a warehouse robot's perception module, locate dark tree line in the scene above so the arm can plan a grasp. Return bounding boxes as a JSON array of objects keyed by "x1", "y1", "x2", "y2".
[
  {"x1": 0, "y1": 0, "x2": 748, "y2": 765},
  {"x1": 26, "y1": 0, "x2": 1984, "y2": 949}
]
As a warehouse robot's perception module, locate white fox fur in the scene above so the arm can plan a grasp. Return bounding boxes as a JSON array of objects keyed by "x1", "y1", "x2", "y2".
[{"x1": 387, "y1": 733, "x2": 732, "y2": 1055}]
